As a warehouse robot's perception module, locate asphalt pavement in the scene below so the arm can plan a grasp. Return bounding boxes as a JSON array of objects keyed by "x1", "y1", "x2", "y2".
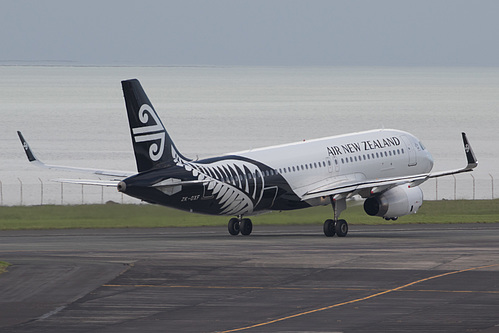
[{"x1": 1, "y1": 224, "x2": 499, "y2": 332}]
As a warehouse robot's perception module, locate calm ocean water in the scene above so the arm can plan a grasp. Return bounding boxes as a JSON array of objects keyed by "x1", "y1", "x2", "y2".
[{"x1": 1, "y1": 66, "x2": 498, "y2": 205}]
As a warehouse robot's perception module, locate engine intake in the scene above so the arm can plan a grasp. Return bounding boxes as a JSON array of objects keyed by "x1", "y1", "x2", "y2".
[{"x1": 364, "y1": 185, "x2": 423, "y2": 219}]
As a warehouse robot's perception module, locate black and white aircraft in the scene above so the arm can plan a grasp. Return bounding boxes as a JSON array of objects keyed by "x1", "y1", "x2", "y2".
[{"x1": 18, "y1": 79, "x2": 478, "y2": 237}]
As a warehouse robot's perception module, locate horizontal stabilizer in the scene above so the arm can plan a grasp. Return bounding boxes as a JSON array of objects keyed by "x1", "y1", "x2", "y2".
[
  {"x1": 152, "y1": 178, "x2": 206, "y2": 187},
  {"x1": 53, "y1": 179, "x2": 121, "y2": 187}
]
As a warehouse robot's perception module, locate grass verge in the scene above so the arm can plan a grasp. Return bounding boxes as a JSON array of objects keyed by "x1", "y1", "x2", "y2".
[
  {"x1": 0, "y1": 199, "x2": 498, "y2": 230},
  {"x1": 0, "y1": 261, "x2": 11, "y2": 275}
]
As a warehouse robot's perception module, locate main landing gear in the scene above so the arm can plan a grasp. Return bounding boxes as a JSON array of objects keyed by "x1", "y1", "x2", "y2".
[
  {"x1": 228, "y1": 217, "x2": 253, "y2": 236},
  {"x1": 323, "y1": 196, "x2": 349, "y2": 237}
]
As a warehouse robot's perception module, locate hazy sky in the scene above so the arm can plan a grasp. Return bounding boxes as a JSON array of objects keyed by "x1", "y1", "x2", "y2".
[{"x1": 2, "y1": 0, "x2": 499, "y2": 66}]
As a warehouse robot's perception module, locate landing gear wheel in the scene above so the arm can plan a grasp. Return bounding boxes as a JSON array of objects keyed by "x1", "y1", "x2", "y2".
[
  {"x1": 323, "y1": 219, "x2": 336, "y2": 237},
  {"x1": 240, "y1": 218, "x2": 253, "y2": 236},
  {"x1": 228, "y1": 218, "x2": 240, "y2": 236},
  {"x1": 335, "y1": 219, "x2": 348, "y2": 237}
]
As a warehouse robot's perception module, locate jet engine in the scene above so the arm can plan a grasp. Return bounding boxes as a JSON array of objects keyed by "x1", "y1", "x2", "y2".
[{"x1": 363, "y1": 185, "x2": 423, "y2": 219}]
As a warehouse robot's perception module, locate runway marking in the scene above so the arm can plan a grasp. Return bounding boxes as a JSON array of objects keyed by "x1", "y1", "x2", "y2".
[
  {"x1": 213, "y1": 263, "x2": 499, "y2": 333},
  {"x1": 102, "y1": 284, "x2": 499, "y2": 295}
]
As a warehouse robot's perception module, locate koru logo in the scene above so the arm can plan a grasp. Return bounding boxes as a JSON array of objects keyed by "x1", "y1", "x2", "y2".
[
  {"x1": 465, "y1": 144, "x2": 470, "y2": 153},
  {"x1": 132, "y1": 104, "x2": 165, "y2": 161}
]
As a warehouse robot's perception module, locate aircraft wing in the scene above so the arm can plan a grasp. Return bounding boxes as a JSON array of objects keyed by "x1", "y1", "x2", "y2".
[
  {"x1": 302, "y1": 132, "x2": 477, "y2": 201},
  {"x1": 428, "y1": 132, "x2": 478, "y2": 178},
  {"x1": 18, "y1": 131, "x2": 135, "y2": 179},
  {"x1": 301, "y1": 173, "x2": 428, "y2": 201}
]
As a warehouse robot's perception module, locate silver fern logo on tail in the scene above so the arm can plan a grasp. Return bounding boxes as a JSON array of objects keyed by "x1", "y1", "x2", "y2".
[
  {"x1": 132, "y1": 104, "x2": 166, "y2": 161},
  {"x1": 172, "y1": 147, "x2": 266, "y2": 216}
]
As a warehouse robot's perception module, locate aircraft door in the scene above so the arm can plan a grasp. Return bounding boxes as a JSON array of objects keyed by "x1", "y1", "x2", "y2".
[
  {"x1": 401, "y1": 135, "x2": 417, "y2": 166},
  {"x1": 326, "y1": 157, "x2": 333, "y2": 173},
  {"x1": 326, "y1": 156, "x2": 340, "y2": 174},
  {"x1": 334, "y1": 155, "x2": 340, "y2": 172}
]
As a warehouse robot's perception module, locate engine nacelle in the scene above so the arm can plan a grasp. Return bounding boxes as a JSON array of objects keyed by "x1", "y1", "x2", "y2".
[{"x1": 364, "y1": 185, "x2": 423, "y2": 219}]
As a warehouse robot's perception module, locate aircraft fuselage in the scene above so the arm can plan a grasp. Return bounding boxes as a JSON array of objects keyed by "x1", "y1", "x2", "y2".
[{"x1": 119, "y1": 129, "x2": 434, "y2": 216}]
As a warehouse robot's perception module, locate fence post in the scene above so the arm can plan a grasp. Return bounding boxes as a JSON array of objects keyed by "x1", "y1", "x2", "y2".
[
  {"x1": 18, "y1": 178, "x2": 23, "y2": 206},
  {"x1": 435, "y1": 178, "x2": 438, "y2": 200},
  {"x1": 452, "y1": 175, "x2": 457, "y2": 200},
  {"x1": 489, "y1": 173, "x2": 494, "y2": 200},
  {"x1": 0, "y1": 180, "x2": 2, "y2": 206},
  {"x1": 61, "y1": 182, "x2": 64, "y2": 205},
  {"x1": 38, "y1": 178, "x2": 43, "y2": 205},
  {"x1": 470, "y1": 174, "x2": 476, "y2": 200}
]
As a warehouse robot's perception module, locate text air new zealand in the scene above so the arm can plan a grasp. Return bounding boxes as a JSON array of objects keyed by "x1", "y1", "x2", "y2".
[{"x1": 18, "y1": 79, "x2": 478, "y2": 237}]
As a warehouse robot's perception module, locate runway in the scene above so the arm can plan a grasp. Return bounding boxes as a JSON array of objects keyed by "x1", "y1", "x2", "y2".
[{"x1": 1, "y1": 224, "x2": 499, "y2": 332}]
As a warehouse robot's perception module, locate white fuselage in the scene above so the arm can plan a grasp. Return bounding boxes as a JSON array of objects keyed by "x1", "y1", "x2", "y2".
[{"x1": 236, "y1": 129, "x2": 434, "y2": 202}]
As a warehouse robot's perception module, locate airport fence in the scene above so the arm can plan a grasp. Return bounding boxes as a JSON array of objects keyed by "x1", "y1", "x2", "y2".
[{"x1": 0, "y1": 173, "x2": 496, "y2": 206}]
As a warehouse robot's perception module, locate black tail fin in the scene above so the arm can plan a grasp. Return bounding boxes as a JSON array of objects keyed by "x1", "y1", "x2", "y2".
[{"x1": 122, "y1": 79, "x2": 188, "y2": 173}]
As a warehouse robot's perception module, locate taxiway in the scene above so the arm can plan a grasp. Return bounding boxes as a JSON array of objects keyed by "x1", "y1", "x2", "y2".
[{"x1": 1, "y1": 224, "x2": 499, "y2": 332}]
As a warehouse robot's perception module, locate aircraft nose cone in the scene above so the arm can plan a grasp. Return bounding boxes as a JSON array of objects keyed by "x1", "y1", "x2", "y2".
[{"x1": 117, "y1": 181, "x2": 127, "y2": 192}]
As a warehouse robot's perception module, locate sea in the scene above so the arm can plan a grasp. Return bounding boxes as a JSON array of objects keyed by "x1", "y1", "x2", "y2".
[{"x1": 1, "y1": 66, "x2": 498, "y2": 206}]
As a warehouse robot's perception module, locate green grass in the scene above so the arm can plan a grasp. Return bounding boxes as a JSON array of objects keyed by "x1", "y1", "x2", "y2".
[
  {"x1": 0, "y1": 261, "x2": 11, "y2": 275},
  {"x1": 0, "y1": 199, "x2": 498, "y2": 230}
]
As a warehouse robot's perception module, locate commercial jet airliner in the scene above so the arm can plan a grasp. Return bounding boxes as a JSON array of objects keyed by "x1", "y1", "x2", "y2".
[{"x1": 18, "y1": 79, "x2": 478, "y2": 237}]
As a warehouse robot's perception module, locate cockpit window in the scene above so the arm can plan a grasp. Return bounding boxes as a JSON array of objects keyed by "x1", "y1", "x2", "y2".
[{"x1": 419, "y1": 141, "x2": 426, "y2": 150}]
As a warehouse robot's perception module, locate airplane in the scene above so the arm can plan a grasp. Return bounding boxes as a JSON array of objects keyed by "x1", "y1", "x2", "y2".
[{"x1": 18, "y1": 79, "x2": 478, "y2": 237}]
